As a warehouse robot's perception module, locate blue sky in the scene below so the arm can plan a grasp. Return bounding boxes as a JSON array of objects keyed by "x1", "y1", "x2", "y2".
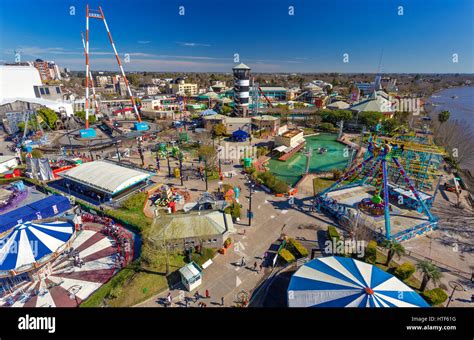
[{"x1": 0, "y1": 0, "x2": 473, "y2": 73}]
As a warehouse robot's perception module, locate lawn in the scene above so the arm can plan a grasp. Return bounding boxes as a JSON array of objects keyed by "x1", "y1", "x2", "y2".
[
  {"x1": 104, "y1": 192, "x2": 152, "y2": 232},
  {"x1": 82, "y1": 192, "x2": 184, "y2": 307},
  {"x1": 312, "y1": 177, "x2": 337, "y2": 195},
  {"x1": 81, "y1": 254, "x2": 186, "y2": 307}
]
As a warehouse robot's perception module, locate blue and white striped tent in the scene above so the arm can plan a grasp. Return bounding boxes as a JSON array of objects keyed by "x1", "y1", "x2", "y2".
[
  {"x1": 0, "y1": 220, "x2": 74, "y2": 272},
  {"x1": 288, "y1": 256, "x2": 429, "y2": 307}
]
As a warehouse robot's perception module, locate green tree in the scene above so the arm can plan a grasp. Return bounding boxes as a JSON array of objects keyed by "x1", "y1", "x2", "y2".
[
  {"x1": 381, "y1": 118, "x2": 398, "y2": 134},
  {"x1": 438, "y1": 110, "x2": 450, "y2": 124},
  {"x1": 381, "y1": 240, "x2": 405, "y2": 266},
  {"x1": 198, "y1": 145, "x2": 217, "y2": 169},
  {"x1": 220, "y1": 105, "x2": 233, "y2": 115},
  {"x1": 359, "y1": 112, "x2": 383, "y2": 130},
  {"x1": 38, "y1": 107, "x2": 58, "y2": 129},
  {"x1": 75, "y1": 110, "x2": 97, "y2": 124},
  {"x1": 127, "y1": 74, "x2": 140, "y2": 87},
  {"x1": 416, "y1": 261, "x2": 443, "y2": 292},
  {"x1": 213, "y1": 123, "x2": 226, "y2": 137}
]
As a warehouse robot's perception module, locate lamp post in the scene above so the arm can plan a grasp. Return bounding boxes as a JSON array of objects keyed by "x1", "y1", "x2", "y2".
[
  {"x1": 178, "y1": 152, "x2": 184, "y2": 186},
  {"x1": 446, "y1": 281, "x2": 464, "y2": 307},
  {"x1": 248, "y1": 179, "x2": 254, "y2": 227},
  {"x1": 204, "y1": 160, "x2": 209, "y2": 192},
  {"x1": 167, "y1": 153, "x2": 171, "y2": 177}
]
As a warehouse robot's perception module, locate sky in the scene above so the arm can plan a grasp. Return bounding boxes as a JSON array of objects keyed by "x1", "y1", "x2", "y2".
[{"x1": 0, "y1": 0, "x2": 473, "y2": 73}]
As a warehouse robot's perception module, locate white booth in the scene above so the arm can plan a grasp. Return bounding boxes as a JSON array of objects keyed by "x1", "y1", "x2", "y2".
[{"x1": 179, "y1": 262, "x2": 202, "y2": 291}]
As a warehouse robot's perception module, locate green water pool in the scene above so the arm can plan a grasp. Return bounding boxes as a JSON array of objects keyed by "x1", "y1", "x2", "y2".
[{"x1": 267, "y1": 133, "x2": 349, "y2": 186}]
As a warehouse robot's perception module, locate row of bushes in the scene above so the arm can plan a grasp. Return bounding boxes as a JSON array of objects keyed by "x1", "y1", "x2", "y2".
[
  {"x1": 287, "y1": 238, "x2": 309, "y2": 258},
  {"x1": 256, "y1": 171, "x2": 289, "y2": 194},
  {"x1": 327, "y1": 226, "x2": 341, "y2": 241},
  {"x1": 279, "y1": 238, "x2": 309, "y2": 264}
]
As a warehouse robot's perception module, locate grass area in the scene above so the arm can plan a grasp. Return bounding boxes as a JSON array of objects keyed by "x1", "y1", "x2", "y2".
[
  {"x1": 107, "y1": 254, "x2": 185, "y2": 307},
  {"x1": 188, "y1": 248, "x2": 217, "y2": 267},
  {"x1": 303, "y1": 127, "x2": 316, "y2": 135},
  {"x1": 80, "y1": 265, "x2": 137, "y2": 307},
  {"x1": 312, "y1": 177, "x2": 337, "y2": 195},
  {"x1": 82, "y1": 254, "x2": 186, "y2": 307},
  {"x1": 104, "y1": 192, "x2": 152, "y2": 232}
]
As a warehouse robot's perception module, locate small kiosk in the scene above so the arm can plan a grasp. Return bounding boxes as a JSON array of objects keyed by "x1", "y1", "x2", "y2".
[{"x1": 179, "y1": 262, "x2": 202, "y2": 291}]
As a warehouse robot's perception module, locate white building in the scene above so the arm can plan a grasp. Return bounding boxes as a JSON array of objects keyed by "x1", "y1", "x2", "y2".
[
  {"x1": 0, "y1": 66, "x2": 42, "y2": 100},
  {"x1": 0, "y1": 65, "x2": 74, "y2": 123}
]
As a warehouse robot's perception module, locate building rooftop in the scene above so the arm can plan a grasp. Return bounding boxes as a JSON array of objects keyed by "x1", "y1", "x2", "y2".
[
  {"x1": 202, "y1": 114, "x2": 226, "y2": 120},
  {"x1": 251, "y1": 115, "x2": 279, "y2": 121},
  {"x1": 281, "y1": 129, "x2": 303, "y2": 138},
  {"x1": 233, "y1": 63, "x2": 251, "y2": 70},
  {"x1": 226, "y1": 117, "x2": 251, "y2": 124},
  {"x1": 150, "y1": 211, "x2": 234, "y2": 241},
  {"x1": 259, "y1": 86, "x2": 287, "y2": 92},
  {"x1": 60, "y1": 160, "x2": 152, "y2": 195}
]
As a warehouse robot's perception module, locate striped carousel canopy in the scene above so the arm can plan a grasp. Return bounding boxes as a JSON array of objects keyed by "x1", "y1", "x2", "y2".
[
  {"x1": 288, "y1": 256, "x2": 429, "y2": 308},
  {"x1": 0, "y1": 220, "x2": 74, "y2": 272}
]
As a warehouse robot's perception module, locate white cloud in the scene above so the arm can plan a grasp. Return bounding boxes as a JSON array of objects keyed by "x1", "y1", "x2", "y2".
[{"x1": 176, "y1": 41, "x2": 211, "y2": 47}]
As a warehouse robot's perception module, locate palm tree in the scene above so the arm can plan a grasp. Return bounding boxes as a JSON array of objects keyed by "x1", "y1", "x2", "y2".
[
  {"x1": 417, "y1": 261, "x2": 443, "y2": 292},
  {"x1": 381, "y1": 240, "x2": 405, "y2": 266},
  {"x1": 438, "y1": 110, "x2": 450, "y2": 124}
]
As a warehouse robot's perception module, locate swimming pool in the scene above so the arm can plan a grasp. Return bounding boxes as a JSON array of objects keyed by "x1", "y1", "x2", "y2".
[{"x1": 267, "y1": 133, "x2": 349, "y2": 186}]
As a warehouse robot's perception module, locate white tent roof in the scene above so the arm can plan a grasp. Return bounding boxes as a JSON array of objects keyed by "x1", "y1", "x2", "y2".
[
  {"x1": 0, "y1": 66, "x2": 42, "y2": 101},
  {"x1": 61, "y1": 161, "x2": 151, "y2": 195}
]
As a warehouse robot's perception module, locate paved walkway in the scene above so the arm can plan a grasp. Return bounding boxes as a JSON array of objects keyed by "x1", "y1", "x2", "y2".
[{"x1": 135, "y1": 166, "x2": 325, "y2": 307}]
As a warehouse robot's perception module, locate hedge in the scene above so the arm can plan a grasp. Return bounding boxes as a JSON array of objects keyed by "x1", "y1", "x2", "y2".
[
  {"x1": 422, "y1": 288, "x2": 448, "y2": 306},
  {"x1": 279, "y1": 248, "x2": 296, "y2": 263},
  {"x1": 393, "y1": 262, "x2": 416, "y2": 281},
  {"x1": 365, "y1": 240, "x2": 377, "y2": 264},
  {"x1": 327, "y1": 226, "x2": 340, "y2": 241},
  {"x1": 287, "y1": 238, "x2": 309, "y2": 258}
]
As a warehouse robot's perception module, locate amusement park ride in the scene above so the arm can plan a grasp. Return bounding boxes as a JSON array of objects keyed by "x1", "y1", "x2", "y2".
[
  {"x1": 315, "y1": 135, "x2": 445, "y2": 243},
  {"x1": 79, "y1": 5, "x2": 148, "y2": 139}
]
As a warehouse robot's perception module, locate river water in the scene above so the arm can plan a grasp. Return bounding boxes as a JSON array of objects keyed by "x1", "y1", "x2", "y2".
[
  {"x1": 427, "y1": 86, "x2": 474, "y2": 131},
  {"x1": 426, "y1": 86, "x2": 474, "y2": 171}
]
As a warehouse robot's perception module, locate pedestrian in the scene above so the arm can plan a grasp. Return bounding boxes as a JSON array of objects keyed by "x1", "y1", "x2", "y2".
[
  {"x1": 259, "y1": 263, "x2": 263, "y2": 273},
  {"x1": 221, "y1": 296, "x2": 224, "y2": 306},
  {"x1": 240, "y1": 257, "x2": 245, "y2": 267},
  {"x1": 194, "y1": 291, "x2": 200, "y2": 302},
  {"x1": 253, "y1": 261, "x2": 258, "y2": 272},
  {"x1": 205, "y1": 289, "x2": 210, "y2": 299}
]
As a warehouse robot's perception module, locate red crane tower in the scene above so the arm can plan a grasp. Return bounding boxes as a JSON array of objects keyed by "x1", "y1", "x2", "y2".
[{"x1": 80, "y1": 5, "x2": 148, "y2": 138}]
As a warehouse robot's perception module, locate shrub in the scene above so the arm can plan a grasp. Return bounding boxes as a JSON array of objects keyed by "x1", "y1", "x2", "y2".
[
  {"x1": 190, "y1": 247, "x2": 216, "y2": 266},
  {"x1": 224, "y1": 203, "x2": 241, "y2": 219},
  {"x1": 332, "y1": 169, "x2": 342, "y2": 180},
  {"x1": 271, "y1": 180, "x2": 289, "y2": 194},
  {"x1": 327, "y1": 226, "x2": 340, "y2": 241},
  {"x1": 279, "y1": 248, "x2": 296, "y2": 263},
  {"x1": 422, "y1": 288, "x2": 448, "y2": 306},
  {"x1": 394, "y1": 262, "x2": 416, "y2": 281},
  {"x1": 319, "y1": 122, "x2": 335, "y2": 132},
  {"x1": 287, "y1": 238, "x2": 309, "y2": 258},
  {"x1": 365, "y1": 240, "x2": 377, "y2": 264}
]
